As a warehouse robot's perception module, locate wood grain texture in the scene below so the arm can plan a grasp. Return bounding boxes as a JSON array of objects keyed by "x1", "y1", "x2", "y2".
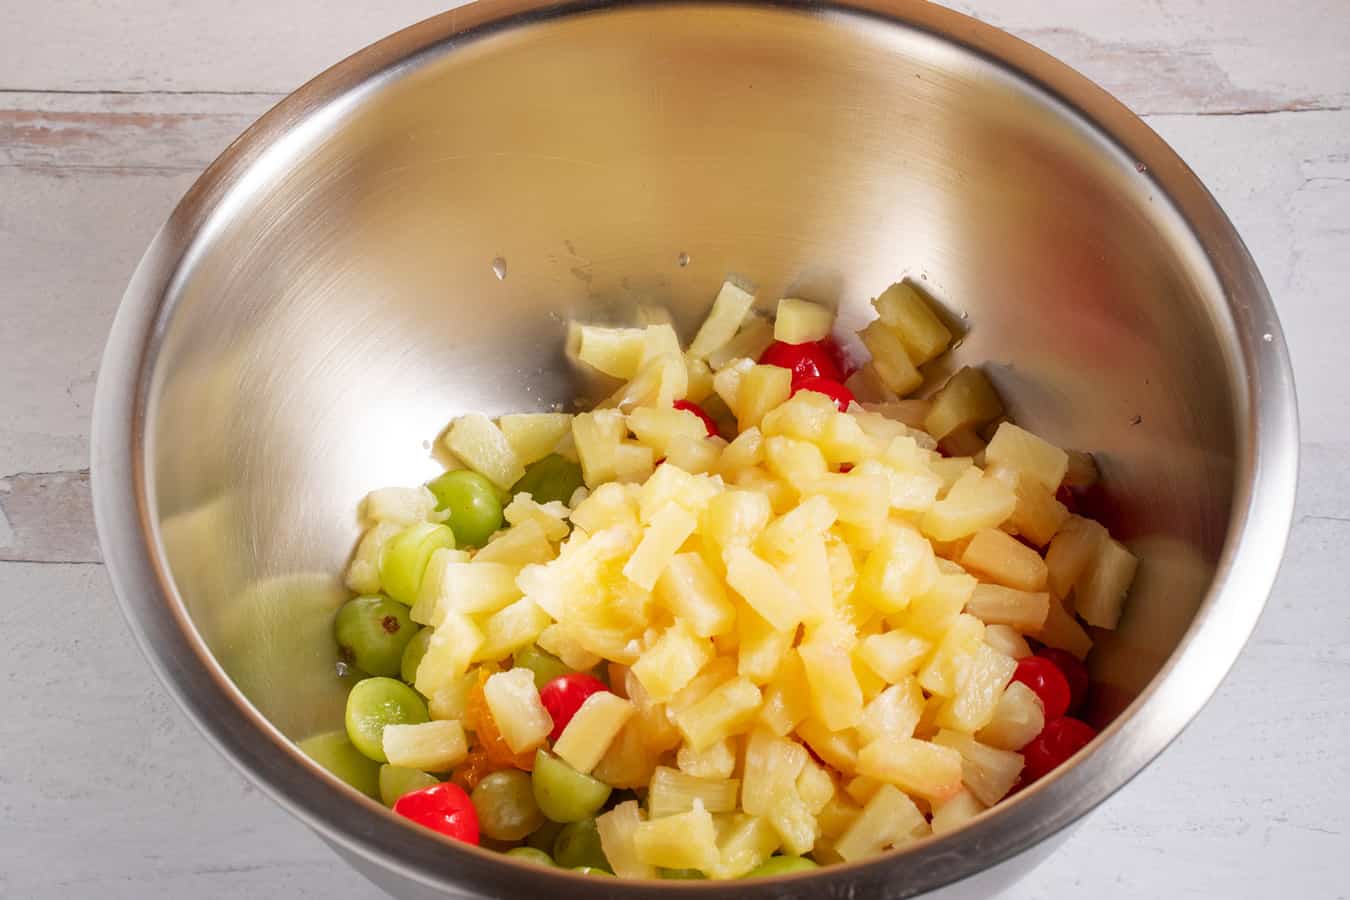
[{"x1": 0, "y1": 0, "x2": 1346, "y2": 897}]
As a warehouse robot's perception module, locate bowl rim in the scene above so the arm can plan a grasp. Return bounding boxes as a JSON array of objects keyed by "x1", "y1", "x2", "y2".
[{"x1": 91, "y1": 0, "x2": 1299, "y2": 895}]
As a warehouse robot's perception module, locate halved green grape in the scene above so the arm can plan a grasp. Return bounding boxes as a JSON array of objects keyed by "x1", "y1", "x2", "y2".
[
  {"x1": 400, "y1": 627, "x2": 431, "y2": 684},
  {"x1": 511, "y1": 454, "x2": 584, "y2": 506},
  {"x1": 570, "y1": 867, "x2": 612, "y2": 876},
  {"x1": 345, "y1": 676, "x2": 430, "y2": 762},
  {"x1": 659, "y1": 868, "x2": 707, "y2": 880},
  {"x1": 743, "y1": 856, "x2": 819, "y2": 877},
  {"x1": 472, "y1": 770, "x2": 546, "y2": 841},
  {"x1": 379, "y1": 522, "x2": 455, "y2": 605},
  {"x1": 532, "y1": 750, "x2": 612, "y2": 823},
  {"x1": 379, "y1": 765, "x2": 439, "y2": 807},
  {"x1": 513, "y1": 645, "x2": 572, "y2": 692},
  {"x1": 428, "y1": 470, "x2": 505, "y2": 548},
  {"x1": 298, "y1": 731, "x2": 381, "y2": 799},
  {"x1": 553, "y1": 818, "x2": 612, "y2": 872},
  {"x1": 505, "y1": 847, "x2": 556, "y2": 867},
  {"x1": 525, "y1": 819, "x2": 564, "y2": 852},
  {"x1": 334, "y1": 596, "x2": 416, "y2": 677}
]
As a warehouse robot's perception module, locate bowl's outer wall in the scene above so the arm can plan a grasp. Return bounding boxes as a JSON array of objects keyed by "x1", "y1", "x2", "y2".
[{"x1": 91, "y1": 2, "x2": 1296, "y2": 898}]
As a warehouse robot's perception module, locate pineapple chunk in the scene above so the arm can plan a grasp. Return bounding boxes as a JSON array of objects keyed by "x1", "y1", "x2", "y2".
[
  {"x1": 622, "y1": 668, "x2": 684, "y2": 752},
  {"x1": 872, "y1": 282, "x2": 953, "y2": 366},
  {"x1": 983, "y1": 623, "x2": 1033, "y2": 659},
  {"x1": 819, "y1": 411, "x2": 877, "y2": 466},
  {"x1": 938, "y1": 427, "x2": 987, "y2": 460},
  {"x1": 568, "y1": 481, "x2": 639, "y2": 533},
  {"x1": 597, "y1": 800, "x2": 655, "y2": 879},
  {"x1": 758, "y1": 495, "x2": 838, "y2": 558},
  {"x1": 773, "y1": 531, "x2": 834, "y2": 627},
  {"x1": 718, "y1": 426, "x2": 765, "y2": 476},
  {"x1": 933, "y1": 730, "x2": 1024, "y2": 806},
  {"x1": 857, "y1": 679, "x2": 925, "y2": 745},
  {"x1": 627, "y1": 406, "x2": 710, "y2": 457},
  {"x1": 834, "y1": 784, "x2": 930, "y2": 861},
  {"x1": 937, "y1": 642, "x2": 1017, "y2": 732},
  {"x1": 666, "y1": 434, "x2": 723, "y2": 474},
  {"x1": 769, "y1": 791, "x2": 819, "y2": 856},
  {"x1": 1076, "y1": 537, "x2": 1138, "y2": 629},
  {"x1": 473, "y1": 519, "x2": 556, "y2": 566},
  {"x1": 741, "y1": 729, "x2": 808, "y2": 816},
  {"x1": 736, "y1": 364, "x2": 793, "y2": 430},
  {"x1": 407, "y1": 547, "x2": 469, "y2": 624},
  {"x1": 856, "y1": 736, "x2": 964, "y2": 804},
  {"x1": 964, "y1": 583, "x2": 1050, "y2": 632},
  {"x1": 483, "y1": 668, "x2": 553, "y2": 754},
  {"x1": 825, "y1": 533, "x2": 859, "y2": 605},
  {"x1": 760, "y1": 389, "x2": 837, "y2": 443},
  {"x1": 724, "y1": 545, "x2": 805, "y2": 632},
  {"x1": 502, "y1": 494, "x2": 570, "y2": 542},
  {"x1": 764, "y1": 436, "x2": 829, "y2": 490},
  {"x1": 1045, "y1": 515, "x2": 1108, "y2": 597},
  {"x1": 623, "y1": 503, "x2": 699, "y2": 590},
  {"x1": 930, "y1": 456, "x2": 976, "y2": 493},
  {"x1": 903, "y1": 571, "x2": 977, "y2": 640},
  {"x1": 795, "y1": 717, "x2": 860, "y2": 773},
  {"x1": 604, "y1": 353, "x2": 688, "y2": 411},
  {"x1": 572, "y1": 409, "x2": 627, "y2": 488},
  {"x1": 593, "y1": 719, "x2": 664, "y2": 789},
  {"x1": 733, "y1": 467, "x2": 798, "y2": 515},
  {"x1": 799, "y1": 621, "x2": 864, "y2": 732},
  {"x1": 536, "y1": 623, "x2": 603, "y2": 670},
  {"x1": 976, "y1": 681, "x2": 1046, "y2": 750},
  {"x1": 816, "y1": 794, "x2": 863, "y2": 840},
  {"x1": 414, "y1": 612, "x2": 483, "y2": 695},
  {"x1": 701, "y1": 488, "x2": 773, "y2": 552},
  {"x1": 917, "y1": 613, "x2": 985, "y2": 697},
  {"x1": 649, "y1": 766, "x2": 741, "y2": 817},
  {"x1": 381, "y1": 720, "x2": 468, "y2": 773},
  {"x1": 865, "y1": 399, "x2": 933, "y2": 430},
  {"x1": 708, "y1": 315, "x2": 776, "y2": 371},
  {"x1": 931, "y1": 788, "x2": 987, "y2": 835},
  {"x1": 575, "y1": 325, "x2": 647, "y2": 378},
  {"x1": 858, "y1": 321, "x2": 922, "y2": 396},
  {"x1": 345, "y1": 522, "x2": 402, "y2": 595},
  {"x1": 677, "y1": 736, "x2": 738, "y2": 780},
  {"x1": 712, "y1": 357, "x2": 756, "y2": 415},
  {"x1": 362, "y1": 486, "x2": 437, "y2": 526},
  {"x1": 427, "y1": 670, "x2": 478, "y2": 721},
  {"x1": 444, "y1": 413, "x2": 526, "y2": 490},
  {"x1": 689, "y1": 280, "x2": 757, "y2": 359},
  {"x1": 668, "y1": 656, "x2": 738, "y2": 715},
  {"x1": 640, "y1": 323, "x2": 683, "y2": 365},
  {"x1": 922, "y1": 469, "x2": 1017, "y2": 541},
  {"x1": 960, "y1": 528, "x2": 1049, "y2": 592},
  {"x1": 685, "y1": 354, "x2": 716, "y2": 403},
  {"x1": 631, "y1": 620, "x2": 715, "y2": 701},
  {"x1": 633, "y1": 801, "x2": 720, "y2": 873},
  {"x1": 676, "y1": 677, "x2": 763, "y2": 751},
  {"x1": 655, "y1": 553, "x2": 736, "y2": 637},
  {"x1": 738, "y1": 607, "x2": 793, "y2": 684},
  {"x1": 855, "y1": 523, "x2": 940, "y2": 615},
  {"x1": 796, "y1": 759, "x2": 836, "y2": 815},
  {"x1": 498, "y1": 413, "x2": 573, "y2": 466},
  {"x1": 843, "y1": 774, "x2": 884, "y2": 805},
  {"x1": 991, "y1": 465, "x2": 1070, "y2": 547},
  {"x1": 923, "y1": 366, "x2": 1004, "y2": 440},
  {"x1": 758, "y1": 651, "x2": 812, "y2": 736},
  {"x1": 612, "y1": 441, "x2": 658, "y2": 483},
  {"x1": 857, "y1": 629, "x2": 932, "y2": 684},
  {"x1": 984, "y1": 422, "x2": 1068, "y2": 491},
  {"x1": 554, "y1": 691, "x2": 635, "y2": 774},
  {"x1": 1033, "y1": 594, "x2": 1094, "y2": 660},
  {"x1": 712, "y1": 813, "x2": 782, "y2": 878},
  {"x1": 638, "y1": 463, "x2": 723, "y2": 522},
  {"x1": 809, "y1": 470, "x2": 890, "y2": 531},
  {"x1": 471, "y1": 597, "x2": 552, "y2": 662},
  {"x1": 844, "y1": 362, "x2": 900, "y2": 404},
  {"x1": 420, "y1": 560, "x2": 521, "y2": 623},
  {"x1": 774, "y1": 297, "x2": 835, "y2": 343}
]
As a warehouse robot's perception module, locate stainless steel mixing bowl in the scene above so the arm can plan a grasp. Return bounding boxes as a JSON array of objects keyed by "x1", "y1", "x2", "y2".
[{"x1": 91, "y1": 0, "x2": 1298, "y2": 896}]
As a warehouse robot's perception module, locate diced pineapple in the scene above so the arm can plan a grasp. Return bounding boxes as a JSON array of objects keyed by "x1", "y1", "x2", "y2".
[
  {"x1": 937, "y1": 642, "x2": 1017, "y2": 732},
  {"x1": 857, "y1": 629, "x2": 932, "y2": 684},
  {"x1": 604, "y1": 353, "x2": 689, "y2": 412},
  {"x1": 345, "y1": 522, "x2": 402, "y2": 595},
  {"x1": 843, "y1": 774, "x2": 884, "y2": 805},
  {"x1": 816, "y1": 794, "x2": 863, "y2": 840},
  {"x1": 774, "y1": 297, "x2": 835, "y2": 344},
  {"x1": 741, "y1": 729, "x2": 809, "y2": 816},
  {"x1": 502, "y1": 494, "x2": 570, "y2": 542},
  {"x1": 795, "y1": 717, "x2": 860, "y2": 773},
  {"x1": 623, "y1": 503, "x2": 699, "y2": 590},
  {"x1": 639, "y1": 323, "x2": 683, "y2": 365},
  {"x1": 472, "y1": 597, "x2": 553, "y2": 662},
  {"x1": 473, "y1": 519, "x2": 556, "y2": 566},
  {"x1": 362, "y1": 486, "x2": 437, "y2": 526},
  {"x1": 855, "y1": 523, "x2": 940, "y2": 615},
  {"x1": 763, "y1": 436, "x2": 828, "y2": 491},
  {"x1": 903, "y1": 571, "x2": 977, "y2": 640},
  {"x1": 427, "y1": 670, "x2": 478, "y2": 721},
  {"x1": 799, "y1": 621, "x2": 864, "y2": 732},
  {"x1": 724, "y1": 545, "x2": 805, "y2": 632},
  {"x1": 690, "y1": 280, "x2": 757, "y2": 359},
  {"x1": 611, "y1": 441, "x2": 658, "y2": 483},
  {"x1": 631, "y1": 620, "x2": 715, "y2": 701},
  {"x1": 649, "y1": 766, "x2": 741, "y2": 817},
  {"x1": 983, "y1": 623, "x2": 1032, "y2": 659},
  {"x1": 568, "y1": 481, "x2": 639, "y2": 534},
  {"x1": 685, "y1": 354, "x2": 716, "y2": 404},
  {"x1": 917, "y1": 613, "x2": 984, "y2": 697},
  {"x1": 872, "y1": 282, "x2": 953, "y2": 365},
  {"x1": 820, "y1": 411, "x2": 878, "y2": 467},
  {"x1": 707, "y1": 315, "x2": 777, "y2": 371},
  {"x1": 676, "y1": 677, "x2": 763, "y2": 751},
  {"x1": 930, "y1": 456, "x2": 975, "y2": 494},
  {"x1": 825, "y1": 533, "x2": 859, "y2": 604},
  {"x1": 856, "y1": 736, "x2": 964, "y2": 804},
  {"x1": 444, "y1": 414, "x2": 526, "y2": 490},
  {"x1": 834, "y1": 784, "x2": 930, "y2": 861},
  {"x1": 668, "y1": 656, "x2": 738, "y2": 715},
  {"x1": 654, "y1": 553, "x2": 736, "y2": 638},
  {"x1": 758, "y1": 651, "x2": 812, "y2": 736},
  {"x1": 808, "y1": 470, "x2": 890, "y2": 532},
  {"x1": 711, "y1": 813, "x2": 782, "y2": 878},
  {"x1": 699, "y1": 489, "x2": 773, "y2": 556},
  {"x1": 990, "y1": 464, "x2": 1070, "y2": 548},
  {"x1": 575, "y1": 325, "x2": 648, "y2": 378},
  {"x1": 421, "y1": 560, "x2": 521, "y2": 623},
  {"x1": 759, "y1": 389, "x2": 836, "y2": 443},
  {"x1": 712, "y1": 357, "x2": 757, "y2": 416},
  {"x1": 627, "y1": 406, "x2": 711, "y2": 456},
  {"x1": 593, "y1": 718, "x2": 664, "y2": 789},
  {"x1": 844, "y1": 362, "x2": 900, "y2": 404},
  {"x1": 536, "y1": 623, "x2": 603, "y2": 670},
  {"x1": 597, "y1": 800, "x2": 656, "y2": 879},
  {"x1": 976, "y1": 681, "x2": 1046, "y2": 750},
  {"x1": 938, "y1": 427, "x2": 987, "y2": 461},
  {"x1": 666, "y1": 434, "x2": 723, "y2": 475},
  {"x1": 1033, "y1": 594, "x2": 1094, "y2": 660},
  {"x1": 857, "y1": 321, "x2": 922, "y2": 396},
  {"x1": 381, "y1": 720, "x2": 468, "y2": 773},
  {"x1": 930, "y1": 788, "x2": 987, "y2": 835},
  {"x1": 773, "y1": 532, "x2": 834, "y2": 627},
  {"x1": 634, "y1": 801, "x2": 721, "y2": 873},
  {"x1": 718, "y1": 426, "x2": 765, "y2": 477},
  {"x1": 677, "y1": 737, "x2": 738, "y2": 780},
  {"x1": 984, "y1": 422, "x2": 1068, "y2": 492},
  {"x1": 738, "y1": 607, "x2": 793, "y2": 684},
  {"x1": 498, "y1": 413, "x2": 573, "y2": 466},
  {"x1": 864, "y1": 457, "x2": 943, "y2": 514},
  {"x1": 796, "y1": 759, "x2": 836, "y2": 815},
  {"x1": 759, "y1": 494, "x2": 835, "y2": 565},
  {"x1": 414, "y1": 612, "x2": 483, "y2": 695},
  {"x1": 1045, "y1": 515, "x2": 1108, "y2": 598},
  {"x1": 857, "y1": 679, "x2": 925, "y2": 745},
  {"x1": 960, "y1": 528, "x2": 1048, "y2": 592},
  {"x1": 406, "y1": 547, "x2": 469, "y2": 624},
  {"x1": 923, "y1": 367, "x2": 1004, "y2": 440},
  {"x1": 483, "y1": 668, "x2": 553, "y2": 754},
  {"x1": 736, "y1": 365, "x2": 793, "y2": 430},
  {"x1": 933, "y1": 730, "x2": 1024, "y2": 806},
  {"x1": 1076, "y1": 537, "x2": 1138, "y2": 629},
  {"x1": 554, "y1": 691, "x2": 635, "y2": 774},
  {"x1": 769, "y1": 791, "x2": 819, "y2": 856},
  {"x1": 964, "y1": 583, "x2": 1050, "y2": 632},
  {"x1": 733, "y1": 467, "x2": 798, "y2": 514},
  {"x1": 922, "y1": 468, "x2": 1017, "y2": 541},
  {"x1": 571, "y1": 409, "x2": 627, "y2": 488}
]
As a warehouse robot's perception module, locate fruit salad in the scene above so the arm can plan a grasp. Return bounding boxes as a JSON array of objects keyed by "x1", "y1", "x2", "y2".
[{"x1": 298, "y1": 279, "x2": 1138, "y2": 878}]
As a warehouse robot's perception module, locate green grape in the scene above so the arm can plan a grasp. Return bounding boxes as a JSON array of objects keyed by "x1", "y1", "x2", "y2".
[
  {"x1": 505, "y1": 847, "x2": 556, "y2": 867},
  {"x1": 428, "y1": 470, "x2": 505, "y2": 548},
  {"x1": 532, "y1": 750, "x2": 612, "y2": 823},
  {"x1": 378, "y1": 765, "x2": 439, "y2": 807},
  {"x1": 345, "y1": 676, "x2": 429, "y2": 762},
  {"x1": 379, "y1": 522, "x2": 455, "y2": 605},
  {"x1": 297, "y1": 731, "x2": 380, "y2": 799},
  {"x1": 511, "y1": 454, "x2": 584, "y2": 506},
  {"x1": 743, "y1": 856, "x2": 819, "y2": 877},
  {"x1": 334, "y1": 596, "x2": 416, "y2": 677},
  {"x1": 659, "y1": 868, "x2": 707, "y2": 879},
  {"x1": 512, "y1": 645, "x2": 572, "y2": 691},
  {"x1": 525, "y1": 819, "x2": 564, "y2": 852},
  {"x1": 400, "y1": 627, "x2": 431, "y2": 684},
  {"x1": 570, "y1": 867, "x2": 612, "y2": 876},
  {"x1": 472, "y1": 770, "x2": 546, "y2": 841},
  {"x1": 552, "y1": 818, "x2": 611, "y2": 872}
]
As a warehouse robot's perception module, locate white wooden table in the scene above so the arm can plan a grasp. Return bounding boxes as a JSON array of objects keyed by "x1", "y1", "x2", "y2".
[{"x1": 2, "y1": 2, "x2": 1347, "y2": 897}]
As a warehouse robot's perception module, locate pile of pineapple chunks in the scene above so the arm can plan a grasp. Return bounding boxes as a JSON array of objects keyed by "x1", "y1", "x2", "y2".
[{"x1": 347, "y1": 280, "x2": 1138, "y2": 876}]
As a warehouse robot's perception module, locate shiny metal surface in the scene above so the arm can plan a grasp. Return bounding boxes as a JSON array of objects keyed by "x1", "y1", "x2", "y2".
[{"x1": 91, "y1": 1, "x2": 1298, "y2": 897}]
